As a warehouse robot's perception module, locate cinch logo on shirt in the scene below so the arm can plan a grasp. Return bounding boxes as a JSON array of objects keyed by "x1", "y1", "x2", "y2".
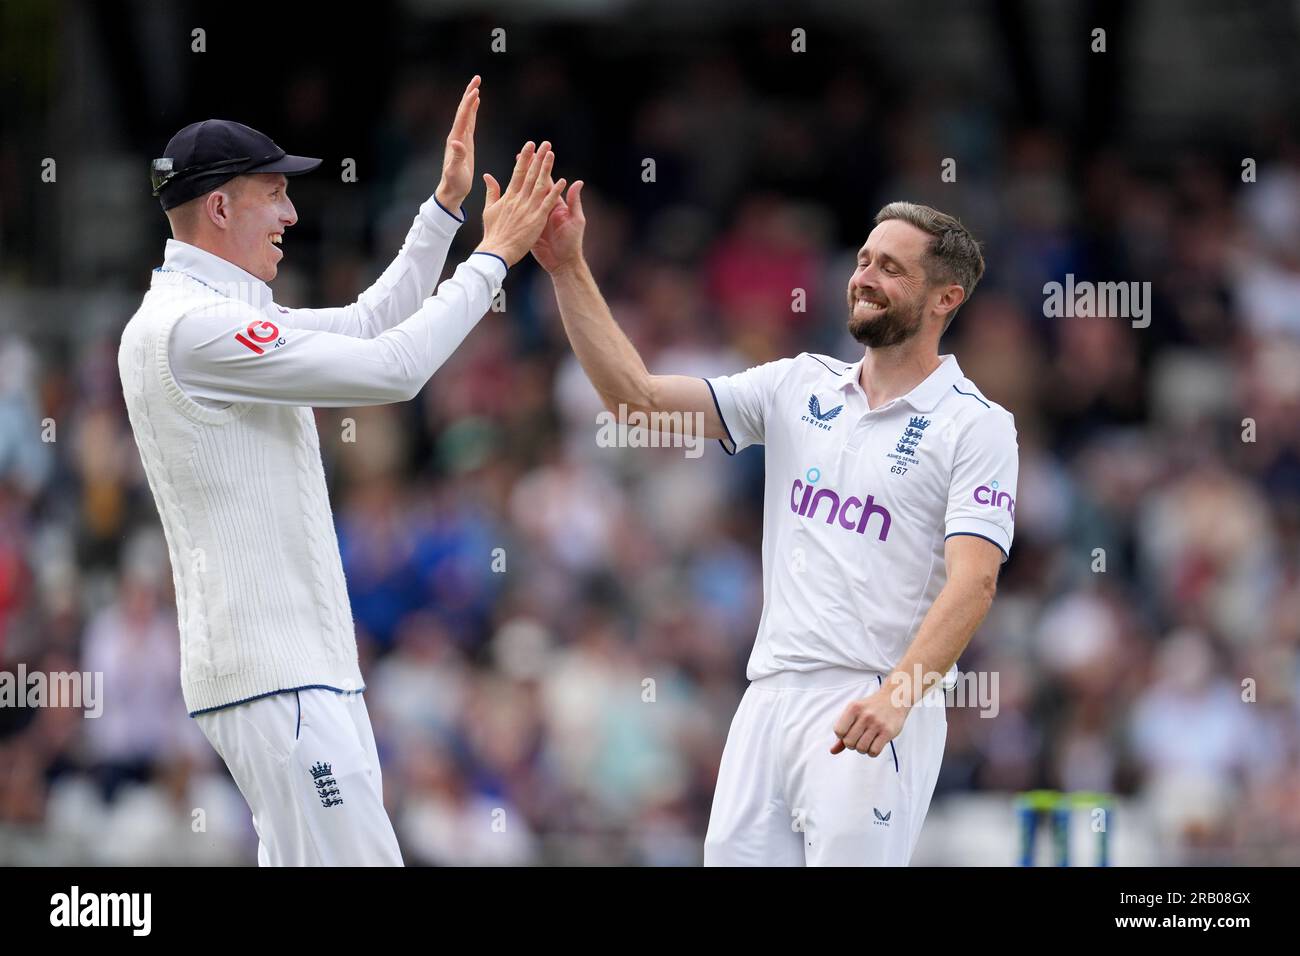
[
  {"x1": 973, "y1": 481, "x2": 1015, "y2": 519},
  {"x1": 790, "y1": 468, "x2": 892, "y2": 541},
  {"x1": 801, "y1": 394, "x2": 844, "y2": 430}
]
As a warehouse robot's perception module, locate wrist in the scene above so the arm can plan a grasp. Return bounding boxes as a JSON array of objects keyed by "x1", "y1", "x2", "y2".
[
  {"x1": 435, "y1": 183, "x2": 466, "y2": 215},
  {"x1": 882, "y1": 669, "x2": 921, "y2": 710},
  {"x1": 474, "y1": 242, "x2": 516, "y2": 268},
  {"x1": 547, "y1": 255, "x2": 588, "y2": 281}
]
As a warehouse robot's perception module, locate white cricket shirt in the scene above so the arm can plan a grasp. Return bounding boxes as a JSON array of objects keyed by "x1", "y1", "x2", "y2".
[
  {"x1": 706, "y1": 352, "x2": 1018, "y2": 680},
  {"x1": 119, "y1": 196, "x2": 505, "y2": 714}
]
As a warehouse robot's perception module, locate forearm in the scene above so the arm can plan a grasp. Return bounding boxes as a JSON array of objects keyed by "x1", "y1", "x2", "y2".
[
  {"x1": 370, "y1": 255, "x2": 504, "y2": 400},
  {"x1": 549, "y1": 258, "x2": 653, "y2": 409},
  {"x1": 171, "y1": 255, "x2": 504, "y2": 407},
  {"x1": 351, "y1": 195, "x2": 465, "y2": 335},
  {"x1": 883, "y1": 575, "x2": 995, "y2": 708}
]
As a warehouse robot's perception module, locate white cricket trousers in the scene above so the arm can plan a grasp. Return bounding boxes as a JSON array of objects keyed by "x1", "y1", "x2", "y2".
[
  {"x1": 195, "y1": 687, "x2": 404, "y2": 866},
  {"x1": 703, "y1": 666, "x2": 947, "y2": 866}
]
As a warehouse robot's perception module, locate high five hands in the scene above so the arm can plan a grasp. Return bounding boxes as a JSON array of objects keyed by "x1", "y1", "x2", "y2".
[
  {"x1": 437, "y1": 76, "x2": 582, "y2": 273},
  {"x1": 477, "y1": 141, "x2": 567, "y2": 267},
  {"x1": 531, "y1": 178, "x2": 586, "y2": 276},
  {"x1": 435, "y1": 75, "x2": 480, "y2": 212}
]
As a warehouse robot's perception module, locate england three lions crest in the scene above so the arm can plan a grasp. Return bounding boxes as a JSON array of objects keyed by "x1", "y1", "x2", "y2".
[
  {"x1": 311, "y1": 761, "x2": 344, "y2": 808},
  {"x1": 887, "y1": 416, "x2": 931, "y2": 467}
]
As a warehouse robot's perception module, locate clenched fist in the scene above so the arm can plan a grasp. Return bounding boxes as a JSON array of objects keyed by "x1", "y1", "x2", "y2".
[{"x1": 830, "y1": 684, "x2": 910, "y2": 757}]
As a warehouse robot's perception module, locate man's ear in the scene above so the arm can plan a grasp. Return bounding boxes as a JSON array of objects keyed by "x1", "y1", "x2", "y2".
[
  {"x1": 933, "y1": 283, "x2": 966, "y2": 321},
  {"x1": 204, "y1": 186, "x2": 236, "y2": 230}
]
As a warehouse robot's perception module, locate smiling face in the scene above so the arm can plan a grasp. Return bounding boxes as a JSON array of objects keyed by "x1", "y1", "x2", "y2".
[
  {"x1": 221, "y1": 172, "x2": 297, "y2": 281},
  {"x1": 846, "y1": 219, "x2": 934, "y2": 349}
]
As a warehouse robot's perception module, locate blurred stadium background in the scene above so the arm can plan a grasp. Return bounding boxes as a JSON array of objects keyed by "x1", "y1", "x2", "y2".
[{"x1": 1, "y1": 0, "x2": 1299, "y2": 865}]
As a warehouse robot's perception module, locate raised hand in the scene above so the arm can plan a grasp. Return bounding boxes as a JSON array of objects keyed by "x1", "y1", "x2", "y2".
[
  {"x1": 435, "y1": 75, "x2": 481, "y2": 212},
  {"x1": 478, "y1": 141, "x2": 567, "y2": 267},
  {"x1": 531, "y1": 179, "x2": 586, "y2": 276}
]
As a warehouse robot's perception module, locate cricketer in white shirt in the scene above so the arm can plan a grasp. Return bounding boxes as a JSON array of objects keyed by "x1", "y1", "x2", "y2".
[
  {"x1": 119, "y1": 82, "x2": 568, "y2": 865},
  {"x1": 122, "y1": 195, "x2": 500, "y2": 867},
  {"x1": 532, "y1": 187, "x2": 1016, "y2": 865},
  {"x1": 706, "y1": 351, "x2": 1016, "y2": 681}
]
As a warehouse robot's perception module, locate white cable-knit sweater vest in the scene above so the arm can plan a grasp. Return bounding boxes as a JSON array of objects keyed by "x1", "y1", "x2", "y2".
[{"x1": 119, "y1": 274, "x2": 364, "y2": 715}]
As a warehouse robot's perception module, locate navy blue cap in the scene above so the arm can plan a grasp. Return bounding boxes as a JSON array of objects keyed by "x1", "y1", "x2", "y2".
[{"x1": 151, "y1": 119, "x2": 321, "y2": 210}]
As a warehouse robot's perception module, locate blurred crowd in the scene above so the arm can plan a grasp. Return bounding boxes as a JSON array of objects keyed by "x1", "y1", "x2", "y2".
[{"x1": 3, "y1": 19, "x2": 1300, "y2": 865}]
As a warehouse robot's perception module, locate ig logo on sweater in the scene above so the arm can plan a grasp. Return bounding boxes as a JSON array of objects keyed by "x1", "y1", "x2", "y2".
[{"x1": 234, "y1": 320, "x2": 284, "y2": 355}]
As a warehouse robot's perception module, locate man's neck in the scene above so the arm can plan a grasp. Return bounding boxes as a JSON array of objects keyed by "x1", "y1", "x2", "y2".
[
  {"x1": 172, "y1": 234, "x2": 250, "y2": 277},
  {"x1": 858, "y1": 341, "x2": 942, "y2": 409}
]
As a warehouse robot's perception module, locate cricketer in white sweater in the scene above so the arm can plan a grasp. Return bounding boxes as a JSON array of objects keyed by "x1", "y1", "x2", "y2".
[{"x1": 118, "y1": 196, "x2": 505, "y2": 715}]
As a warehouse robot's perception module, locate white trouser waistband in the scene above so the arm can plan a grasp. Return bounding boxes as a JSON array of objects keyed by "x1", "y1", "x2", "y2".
[{"x1": 749, "y1": 665, "x2": 883, "y2": 692}]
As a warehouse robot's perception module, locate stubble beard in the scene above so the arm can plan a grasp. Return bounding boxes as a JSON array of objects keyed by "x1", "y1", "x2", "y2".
[{"x1": 847, "y1": 292, "x2": 926, "y2": 349}]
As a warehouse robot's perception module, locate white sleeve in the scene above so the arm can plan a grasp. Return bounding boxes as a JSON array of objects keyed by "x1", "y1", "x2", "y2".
[
  {"x1": 167, "y1": 254, "x2": 506, "y2": 407},
  {"x1": 274, "y1": 195, "x2": 465, "y2": 337},
  {"x1": 704, "y1": 357, "x2": 796, "y2": 455},
  {"x1": 944, "y1": 408, "x2": 1019, "y2": 562}
]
